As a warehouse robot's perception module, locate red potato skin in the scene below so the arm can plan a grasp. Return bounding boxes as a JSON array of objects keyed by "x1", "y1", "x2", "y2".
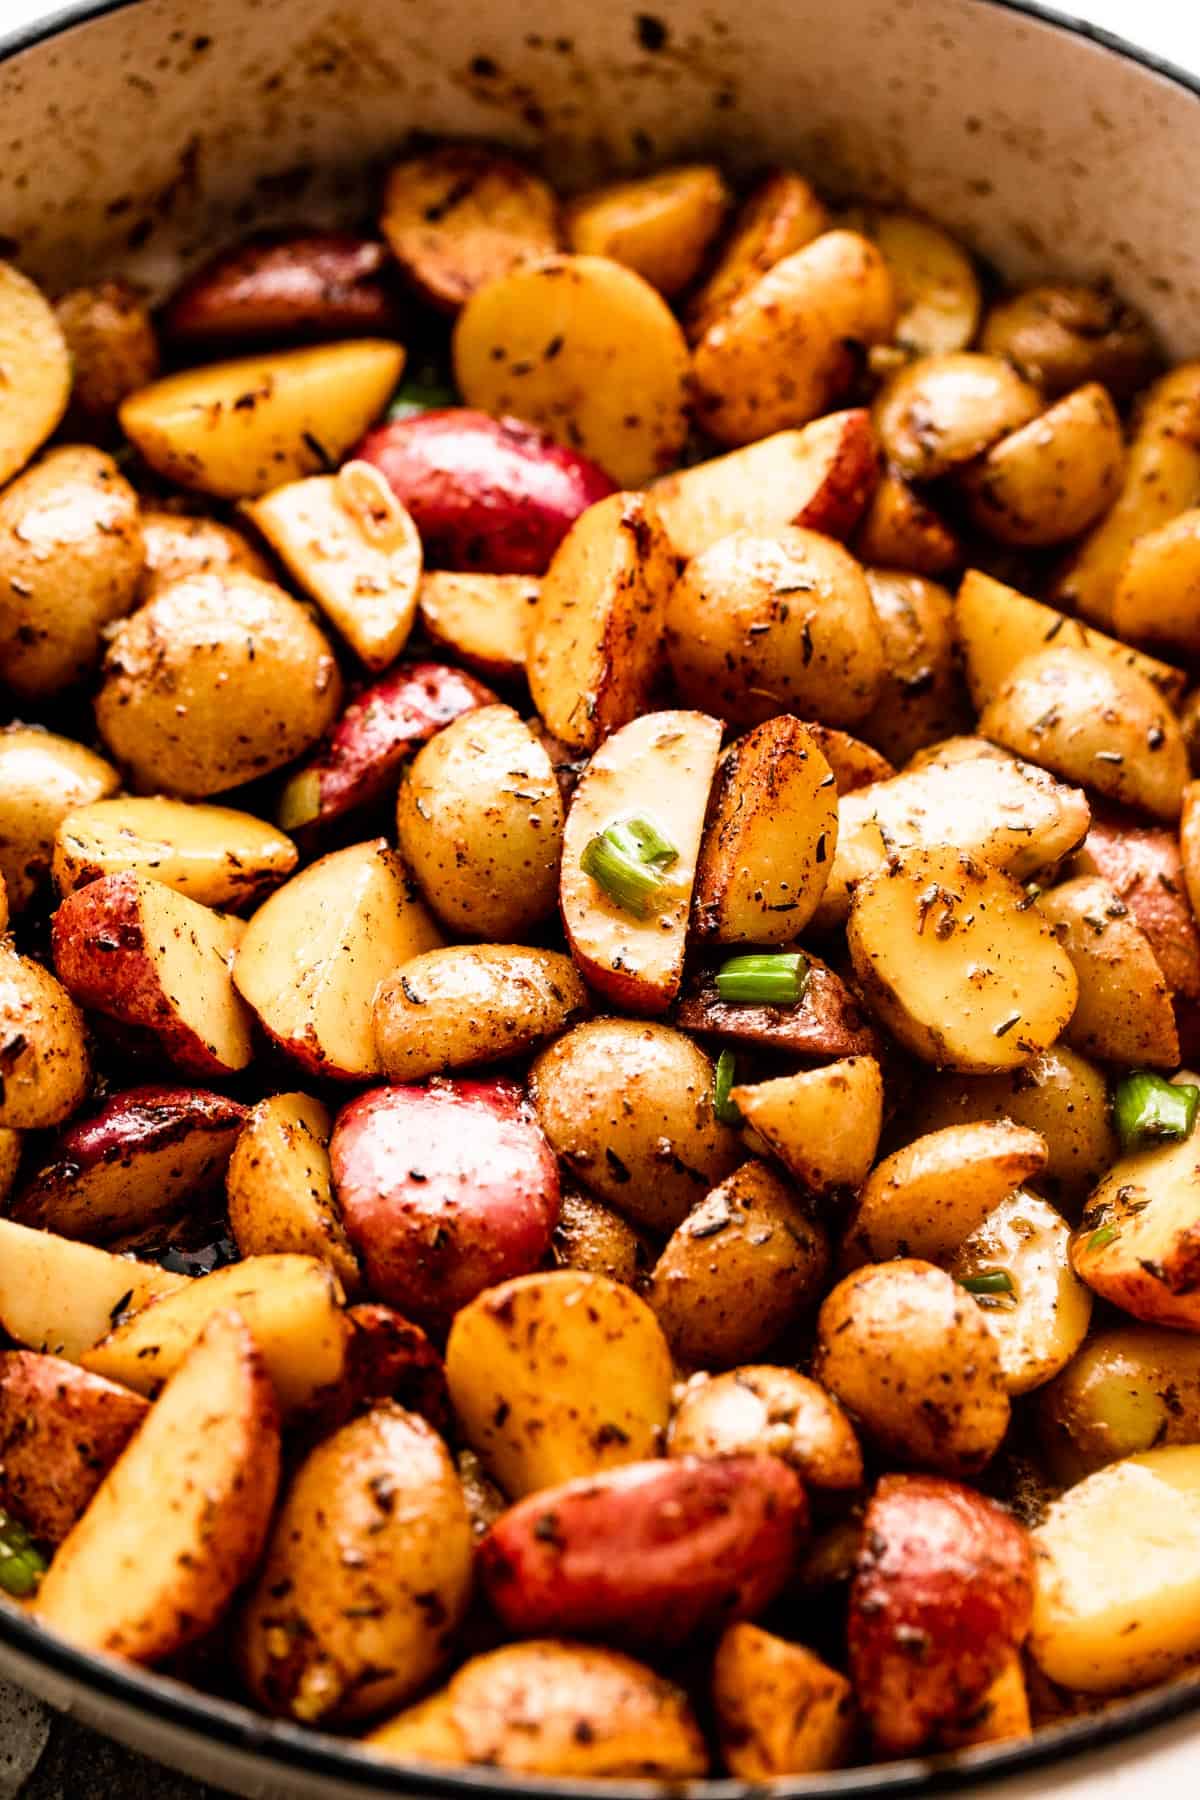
[
  {"x1": 787, "y1": 409, "x2": 880, "y2": 539},
  {"x1": 1075, "y1": 806, "x2": 1200, "y2": 1000},
  {"x1": 849, "y1": 1475, "x2": 1034, "y2": 1756},
  {"x1": 479, "y1": 1455, "x2": 807, "y2": 1648},
  {"x1": 0, "y1": 1351, "x2": 149, "y2": 1544},
  {"x1": 330, "y1": 1080, "x2": 561, "y2": 1328},
  {"x1": 306, "y1": 1303, "x2": 451, "y2": 1439},
  {"x1": 162, "y1": 230, "x2": 401, "y2": 343},
  {"x1": 675, "y1": 954, "x2": 879, "y2": 1060},
  {"x1": 356, "y1": 410, "x2": 617, "y2": 575}
]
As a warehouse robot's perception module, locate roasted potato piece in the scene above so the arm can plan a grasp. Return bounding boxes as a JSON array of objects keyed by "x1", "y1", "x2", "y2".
[
  {"x1": 0, "y1": 728, "x2": 116, "y2": 913},
  {"x1": 0, "y1": 944, "x2": 90, "y2": 1129},
  {"x1": 731, "y1": 1056, "x2": 883, "y2": 1193},
  {"x1": 550, "y1": 1187, "x2": 650, "y2": 1289},
  {"x1": 856, "y1": 209, "x2": 981, "y2": 355},
  {"x1": 939, "y1": 1652, "x2": 1031, "y2": 1750},
  {"x1": 862, "y1": 570, "x2": 968, "y2": 764},
  {"x1": 962, "y1": 383, "x2": 1124, "y2": 547},
  {"x1": 1070, "y1": 1123, "x2": 1200, "y2": 1329},
  {"x1": 676, "y1": 952, "x2": 878, "y2": 1062},
  {"x1": 138, "y1": 507, "x2": 272, "y2": 596},
  {"x1": 381, "y1": 145, "x2": 559, "y2": 311},
  {"x1": 418, "y1": 570, "x2": 537, "y2": 680},
  {"x1": 669, "y1": 1366, "x2": 863, "y2": 1493},
  {"x1": 1073, "y1": 808, "x2": 1200, "y2": 1005},
  {"x1": 53, "y1": 796, "x2": 296, "y2": 912},
  {"x1": 445, "y1": 1270, "x2": 673, "y2": 1497},
  {"x1": 847, "y1": 845, "x2": 1078, "y2": 1071},
  {"x1": 0, "y1": 1351, "x2": 148, "y2": 1545},
  {"x1": 373, "y1": 945, "x2": 587, "y2": 1080},
  {"x1": 565, "y1": 164, "x2": 729, "y2": 296},
  {"x1": 874, "y1": 352, "x2": 1041, "y2": 482},
  {"x1": 981, "y1": 282, "x2": 1158, "y2": 400},
  {"x1": 815, "y1": 1260, "x2": 1011, "y2": 1475},
  {"x1": 55, "y1": 279, "x2": 159, "y2": 421},
  {"x1": 1037, "y1": 1327, "x2": 1200, "y2": 1484},
  {"x1": 0, "y1": 260, "x2": 71, "y2": 484},
  {"x1": 684, "y1": 167, "x2": 829, "y2": 342},
  {"x1": 713, "y1": 1623, "x2": 855, "y2": 1778},
  {"x1": 1112, "y1": 508, "x2": 1200, "y2": 656},
  {"x1": 225, "y1": 1092, "x2": 359, "y2": 1294},
  {"x1": 1037, "y1": 875, "x2": 1179, "y2": 1067},
  {"x1": 953, "y1": 1190, "x2": 1092, "y2": 1394},
  {"x1": 0, "y1": 1218, "x2": 187, "y2": 1364},
  {"x1": 162, "y1": 230, "x2": 397, "y2": 344},
  {"x1": 854, "y1": 464, "x2": 962, "y2": 577},
  {"x1": 798, "y1": 722, "x2": 895, "y2": 793}
]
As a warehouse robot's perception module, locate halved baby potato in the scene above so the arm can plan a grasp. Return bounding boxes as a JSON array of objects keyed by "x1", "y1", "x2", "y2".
[
  {"x1": 373, "y1": 944, "x2": 588, "y2": 1081},
  {"x1": 732, "y1": 1056, "x2": 883, "y2": 1193},
  {"x1": 0, "y1": 260, "x2": 71, "y2": 486},
  {"x1": 862, "y1": 571, "x2": 968, "y2": 766},
  {"x1": 564, "y1": 164, "x2": 730, "y2": 297},
  {"x1": 873, "y1": 352, "x2": 1041, "y2": 482},
  {"x1": 418, "y1": 570, "x2": 538, "y2": 680},
  {"x1": 952, "y1": 1189, "x2": 1091, "y2": 1395},
  {"x1": 981, "y1": 282, "x2": 1159, "y2": 401},
  {"x1": 853, "y1": 208, "x2": 981, "y2": 355},
  {"x1": 1037, "y1": 875, "x2": 1179, "y2": 1067},
  {"x1": 1071, "y1": 1122, "x2": 1200, "y2": 1329},
  {"x1": 53, "y1": 796, "x2": 297, "y2": 911},
  {"x1": 1111, "y1": 508, "x2": 1200, "y2": 656},
  {"x1": 0, "y1": 728, "x2": 117, "y2": 913},
  {"x1": 854, "y1": 464, "x2": 962, "y2": 577},
  {"x1": 961, "y1": 383, "x2": 1124, "y2": 547},
  {"x1": 0, "y1": 1217, "x2": 189, "y2": 1365},
  {"x1": 684, "y1": 168, "x2": 829, "y2": 343},
  {"x1": 225, "y1": 1092, "x2": 360, "y2": 1295}
]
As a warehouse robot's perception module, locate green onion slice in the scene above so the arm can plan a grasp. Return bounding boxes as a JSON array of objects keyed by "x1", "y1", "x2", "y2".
[
  {"x1": 715, "y1": 950, "x2": 808, "y2": 1007},
  {"x1": 1086, "y1": 1223, "x2": 1118, "y2": 1253},
  {"x1": 387, "y1": 370, "x2": 458, "y2": 420},
  {"x1": 713, "y1": 1049, "x2": 741, "y2": 1125},
  {"x1": 0, "y1": 1511, "x2": 46, "y2": 1598},
  {"x1": 960, "y1": 1269, "x2": 1015, "y2": 1297},
  {"x1": 1114, "y1": 1071, "x2": 1200, "y2": 1152},
  {"x1": 580, "y1": 816, "x2": 679, "y2": 919}
]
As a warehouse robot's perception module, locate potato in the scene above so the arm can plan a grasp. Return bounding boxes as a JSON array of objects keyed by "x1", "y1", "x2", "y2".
[
  {"x1": 234, "y1": 838, "x2": 441, "y2": 1080},
  {"x1": 0, "y1": 1350, "x2": 148, "y2": 1545},
  {"x1": 797, "y1": 722, "x2": 895, "y2": 794},
  {"x1": 0, "y1": 944, "x2": 90, "y2": 1130},
  {"x1": 330, "y1": 1079, "x2": 560, "y2": 1328},
  {"x1": 1070, "y1": 1124, "x2": 1200, "y2": 1330},
  {"x1": 1071, "y1": 811, "x2": 1200, "y2": 1011},
  {"x1": 446, "y1": 1270, "x2": 672, "y2": 1497},
  {"x1": 651, "y1": 410, "x2": 879, "y2": 561},
  {"x1": 367, "y1": 1640, "x2": 708, "y2": 1778},
  {"x1": 478, "y1": 1455, "x2": 805, "y2": 1646},
  {"x1": 0, "y1": 260, "x2": 71, "y2": 484},
  {"x1": 36, "y1": 1311, "x2": 279, "y2": 1662},
  {"x1": 843, "y1": 1121, "x2": 1048, "y2": 1268},
  {"x1": 53, "y1": 796, "x2": 296, "y2": 914},
  {"x1": 373, "y1": 945, "x2": 587, "y2": 1080},
  {"x1": 849, "y1": 1473, "x2": 1033, "y2": 1753},
  {"x1": 381, "y1": 145, "x2": 559, "y2": 311},
  {"x1": 856, "y1": 209, "x2": 981, "y2": 355},
  {"x1": 52, "y1": 872, "x2": 252, "y2": 1078},
  {"x1": 692, "y1": 230, "x2": 895, "y2": 447},
  {"x1": 139, "y1": 507, "x2": 272, "y2": 596},
  {"x1": 357, "y1": 409, "x2": 615, "y2": 576},
  {"x1": 0, "y1": 1131, "x2": 20, "y2": 1208},
  {"x1": 303, "y1": 1304, "x2": 448, "y2": 1445},
  {"x1": 981, "y1": 282, "x2": 1158, "y2": 400},
  {"x1": 962, "y1": 384, "x2": 1124, "y2": 548},
  {"x1": 530, "y1": 1019, "x2": 739, "y2": 1233},
  {"x1": 1037, "y1": 875, "x2": 1179, "y2": 1066},
  {"x1": 1112, "y1": 508, "x2": 1200, "y2": 656},
  {"x1": 676, "y1": 952, "x2": 878, "y2": 1061},
  {"x1": 564, "y1": 164, "x2": 729, "y2": 296},
  {"x1": 418, "y1": 570, "x2": 537, "y2": 680},
  {"x1": 16, "y1": 1085, "x2": 246, "y2": 1244},
  {"x1": 82, "y1": 1254, "x2": 349, "y2": 1415},
  {"x1": 0, "y1": 446, "x2": 143, "y2": 698},
  {"x1": 861, "y1": 570, "x2": 968, "y2": 764},
  {"x1": 815, "y1": 1260, "x2": 1011, "y2": 1475},
  {"x1": 847, "y1": 845, "x2": 1078, "y2": 1071},
  {"x1": 1029, "y1": 1445, "x2": 1200, "y2": 1691},
  {"x1": 853, "y1": 464, "x2": 962, "y2": 577},
  {"x1": 225, "y1": 1092, "x2": 359, "y2": 1294},
  {"x1": 239, "y1": 1404, "x2": 471, "y2": 1724},
  {"x1": 732, "y1": 1056, "x2": 884, "y2": 1193},
  {"x1": 397, "y1": 704, "x2": 562, "y2": 938},
  {"x1": 527, "y1": 491, "x2": 672, "y2": 750},
  {"x1": 454, "y1": 254, "x2": 688, "y2": 486},
  {"x1": 96, "y1": 571, "x2": 342, "y2": 798},
  {"x1": 668, "y1": 1366, "x2": 863, "y2": 1493},
  {"x1": 712, "y1": 1623, "x2": 854, "y2": 1778},
  {"x1": 940, "y1": 1652, "x2": 1031, "y2": 1750},
  {"x1": 979, "y1": 647, "x2": 1187, "y2": 822},
  {"x1": 0, "y1": 1215, "x2": 188, "y2": 1363},
  {"x1": 0, "y1": 728, "x2": 116, "y2": 913},
  {"x1": 874, "y1": 352, "x2": 1041, "y2": 482},
  {"x1": 684, "y1": 167, "x2": 829, "y2": 343},
  {"x1": 244, "y1": 461, "x2": 422, "y2": 670},
  {"x1": 647, "y1": 1161, "x2": 829, "y2": 1369},
  {"x1": 162, "y1": 230, "x2": 398, "y2": 344},
  {"x1": 119, "y1": 339, "x2": 403, "y2": 499},
  {"x1": 1037, "y1": 1327, "x2": 1200, "y2": 1484},
  {"x1": 55, "y1": 279, "x2": 159, "y2": 421},
  {"x1": 665, "y1": 527, "x2": 885, "y2": 729},
  {"x1": 952, "y1": 1190, "x2": 1092, "y2": 1394},
  {"x1": 550, "y1": 1186, "x2": 651, "y2": 1289},
  {"x1": 1052, "y1": 363, "x2": 1200, "y2": 628}
]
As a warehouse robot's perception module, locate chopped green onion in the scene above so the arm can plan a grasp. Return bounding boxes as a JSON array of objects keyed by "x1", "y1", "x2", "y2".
[
  {"x1": 0, "y1": 1511, "x2": 46, "y2": 1599},
  {"x1": 387, "y1": 370, "x2": 458, "y2": 420},
  {"x1": 1114, "y1": 1071, "x2": 1200, "y2": 1152},
  {"x1": 715, "y1": 951, "x2": 808, "y2": 1007},
  {"x1": 960, "y1": 1269, "x2": 1015, "y2": 1297},
  {"x1": 713, "y1": 1049, "x2": 741, "y2": 1125},
  {"x1": 1086, "y1": 1223, "x2": 1118, "y2": 1253},
  {"x1": 580, "y1": 816, "x2": 679, "y2": 919}
]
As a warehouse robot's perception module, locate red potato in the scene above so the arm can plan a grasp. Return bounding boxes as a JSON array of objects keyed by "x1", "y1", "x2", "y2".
[
  {"x1": 849, "y1": 1474, "x2": 1034, "y2": 1755},
  {"x1": 0, "y1": 1351, "x2": 148, "y2": 1543},
  {"x1": 330, "y1": 1080, "x2": 560, "y2": 1327},
  {"x1": 1072, "y1": 806, "x2": 1200, "y2": 1002},
  {"x1": 277, "y1": 660, "x2": 496, "y2": 835},
  {"x1": 304, "y1": 1303, "x2": 450, "y2": 1441},
  {"x1": 355, "y1": 409, "x2": 615, "y2": 575},
  {"x1": 675, "y1": 954, "x2": 878, "y2": 1061},
  {"x1": 478, "y1": 1455, "x2": 806, "y2": 1648},
  {"x1": 162, "y1": 230, "x2": 400, "y2": 343},
  {"x1": 14, "y1": 1085, "x2": 247, "y2": 1243}
]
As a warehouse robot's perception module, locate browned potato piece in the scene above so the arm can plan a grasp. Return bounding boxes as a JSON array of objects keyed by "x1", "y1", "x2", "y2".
[
  {"x1": 0, "y1": 1351, "x2": 149, "y2": 1544},
  {"x1": 418, "y1": 571, "x2": 538, "y2": 681},
  {"x1": 53, "y1": 797, "x2": 296, "y2": 913},
  {"x1": 0, "y1": 728, "x2": 117, "y2": 912},
  {"x1": 527, "y1": 491, "x2": 672, "y2": 751},
  {"x1": 0, "y1": 944, "x2": 89, "y2": 1129},
  {"x1": 665, "y1": 527, "x2": 885, "y2": 728},
  {"x1": 677, "y1": 952, "x2": 878, "y2": 1064},
  {"x1": 239, "y1": 1404, "x2": 472, "y2": 1724},
  {"x1": 801, "y1": 724, "x2": 895, "y2": 793},
  {"x1": 1071, "y1": 808, "x2": 1200, "y2": 1005},
  {"x1": 1112, "y1": 509, "x2": 1200, "y2": 656},
  {"x1": 373, "y1": 945, "x2": 588, "y2": 1080},
  {"x1": 712, "y1": 1624, "x2": 855, "y2": 1778},
  {"x1": 981, "y1": 283, "x2": 1158, "y2": 400},
  {"x1": 1037, "y1": 875, "x2": 1179, "y2": 1067},
  {"x1": 646, "y1": 1161, "x2": 829, "y2": 1369},
  {"x1": 0, "y1": 446, "x2": 142, "y2": 698},
  {"x1": 367, "y1": 1640, "x2": 707, "y2": 1778},
  {"x1": 1037, "y1": 1326, "x2": 1200, "y2": 1484},
  {"x1": 874, "y1": 353, "x2": 1041, "y2": 482},
  {"x1": 843, "y1": 1121, "x2": 1048, "y2": 1268},
  {"x1": 684, "y1": 168, "x2": 829, "y2": 343},
  {"x1": 0, "y1": 261, "x2": 71, "y2": 485},
  {"x1": 815, "y1": 1260, "x2": 1011, "y2": 1475},
  {"x1": 139, "y1": 507, "x2": 272, "y2": 595},
  {"x1": 565, "y1": 164, "x2": 730, "y2": 296},
  {"x1": 693, "y1": 717, "x2": 838, "y2": 943},
  {"x1": 550, "y1": 1186, "x2": 651, "y2": 1289},
  {"x1": 854, "y1": 210, "x2": 981, "y2": 355},
  {"x1": 55, "y1": 280, "x2": 159, "y2": 422},
  {"x1": 693, "y1": 230, "x2": 895, "y2": 446},
  {"x1": 669, "y1": 1366, "x2": 863, "y2": 1493},
  {"x1": 962, "y1": 384, "x2": 1125, "y2": 548},
  {"x1": 226, "y1": 1093, "x2": 360, "y2": 1296},
  {"x1": 953, "y1": 1190, "x2": 1092, "y2": 1395},
  {"x1": 979, "y1": 647, "x2": 1187, "y2": 822},
  {"x1": 1071, "y1": 1126, "x2": 1200, "y2": 1330},
  {"x1": 732, "y1": 1056, "x2": 883, "y2": 1193},
  {"x1": 862, "y1": 570, "x2": 968, "y2": 764},
  {"x1": 847, "y1": 845, "x2": 1078, "y2": 1072},
  {"x1": 854, "y1": 465, "x2": 962, "y2": 577},
  {"x1": 381, "y1": 145, "x2": 560, "y2": 312},
  {"x1": 940, "y1": 1652, "x2": 1032, "y2": 1750}
]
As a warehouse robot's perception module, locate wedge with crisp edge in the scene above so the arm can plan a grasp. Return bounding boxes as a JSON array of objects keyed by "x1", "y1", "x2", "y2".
[
  {"x1": 0, "y1": 1217, "x2": 190, "y2": 1365},
  {"x1": 732, "y1": 1056, "x2": 883, "y2": 1192}
]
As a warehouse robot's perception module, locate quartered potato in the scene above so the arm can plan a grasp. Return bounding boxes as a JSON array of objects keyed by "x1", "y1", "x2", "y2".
[
  {"x1": 962, "y1": 383, "x2": 1124, "y2": 547},
  {"x1": 0, "y1": 944, "x2": 90, "y2": 1129},
  {"x1": 952, "y1": 1190, "x2": 1092, "y2": 1394},
  {"x1": 226, "y1": 1092, "x2": 360, "y2": 1295},
  {"x1": 668, "y1": 1366, "x2": 864, "y2": 1494},
  {"x1": 1037, "y1": 1326, "x2": 1200, "y2": 1483},
  {"x1": 373, "y1": 944, "x2": 588, "y2": 1080},
  {"x1": 0, "y1": 260, "x2": 71, "y2": 486},
  {"x1": 565, "y1": 164, "x2": 730, "y2": 296},
  {"x1": 684, "y1": 167, "x2": 829, "y2": 343},
  {"x1": 712, "y1": 1624, "x2": 855, "y2": 1778},
  {"x1": 1071, "y1": 1124, "x2": 1200, "y2": 1329},
  {"x1": 0, "y1": 728, "x2": 117, "y2": 913},
  {"x1": 874, "y1": 352, "x2": 1041, "y2": 482},
  {"x1": 163, "y1": 230, "x2": 398, "y2": 345},
  {"x1": 1037, "y1": 875, "x2": 1179, "y2": 1067},
  {"x1": 1072, "y1": 808, "x2": 1200, "y2": 1006},
  {"x1": 862, "y1": 570, "x2": 968, "y2": 765},
  {"x1": 731, "y1": 1056, "x2": 883, "y2": 1193},
  {"x1": 53, "y1": 796, "x2": 297, "y2": 910},
  {"x1": 854, "y1": 464, "x2": 962, "y2": 577},
  {"x1": 418, "y1": 570, "x2": 538, "y2": 680},
  {"x1": 0, "y1": 1217, "x2": 188, "y2": 1365},
  {"x1": 0, "y1": 1351, "x2": 149, "y2": 1546},
  {"x1": 981, "y1": 282, "x2": 1159, "y2": 400},
  {"x1": 854, "y1": 208, "x2": 981, "y2": 355}
]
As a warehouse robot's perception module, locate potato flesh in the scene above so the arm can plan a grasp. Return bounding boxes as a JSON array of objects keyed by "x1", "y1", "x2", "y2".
[
  {"x1": 565, "y1": 164, "x2": 730, "y2": 297},
  {"x1": 418, "y1": 571, "x2": 537, "y2": 678},
  {"x1": 0, "y1": 729, "x2": 117, "y2": 912},
  {"x1": 1071, "y1": 1125, "x2": 1200, "y2": 1329},
  {"x1": 864, "y1": 210, "x2": 981, "y2": 355},
  {"x1": 53, "y1": 796, "x2": 297, "y2": 910},
  {"x1": 684, "y1": 169, "x2": 829, "y2": 343},
  {"x1": 0, "y1": 1218, "x2": 189, "y2": 1364},
  {"x1": 0, "y1": 260, "x2": 71, "y2": 486},
  {"x1": 844, "y1": 1121, "x2": 1048, "y2": 1266},
  {"x1": 140, "y1": 880, "x2": 253, "y2": 1073},
  {"x1": 953, "y1": 1190, "x2": 1092, "y2": 1394},
  {"x1": 226, "y1": 1093, "x2": 359, "y2": 1294},
  {"x1": 1037, "y1": 876, "x2": 1179, "y2": 1068},
  {"x1": 732, "y1": 1056, "x2": 883, "y2": 1192}
]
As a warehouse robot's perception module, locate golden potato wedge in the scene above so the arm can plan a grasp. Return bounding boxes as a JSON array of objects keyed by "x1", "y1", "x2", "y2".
[
  {"x1": 953, "y1": 1190, "x2": 1092, "y2": 1395},
  {"x1": 668, "y1": 1366, "x2": 863, "y2": 1493},
  {"x1": 874, "y1": 352, "x2": 1041, "y2": 482},
  {"x1": 226, "y1": 1093, "x2": 359, "y2": 1295},
  {"x1": 565, "y1": 164, "x2": 729, "y2": 296},
  {"x1": 559, "y1": 710, "x2": 722, "y2": 1014},
  {"x1": 732, "y1": 1056, "x2": 883, "y2": 1193},
  {"x1": 1037, "y1": 875, "x2": 1179, "y2": 1067},
  {"x1": 693, "y1": 717, "x2": 837, "y2": 944},
  {"x1": 847, "y1": 845, "x2": 1078, "y2": 1071},
  {"x1": 527, "y1": 491, "x2": 672, "y2": 751},
  {"x1": 0, "y1": 944, "x2": 90, "y2": 1129},
  {"x1": 53, "y1": 797, "x2": 297, "y2": 911},
  {"x1": 550, "y1": 1186, "x2": 652, "y2": 1289},
  {"x1": 54, "y1": 279, "x2": 159, "y2": 423},
  {"x1": 1037, "y1": 1326, "x2": 1200, "y2": 1484},
  {"x1": 0, "y1": 1218, "x2": 188, "y2": 1364},
  {"x1": 0, "y1": 728, "x2": 116, "y2": 912},
  {"x1": 1112, "y1": 508, "x2": 1200, "y2": 656},
  {"x1": 853, "y1": 465, "x2": 962, "y2": 577},
  {"x1": 119, "y1": 340, "x2": 404, "y2": 499},
  {"x1": 981, "y1": 283, "x2": 1158, "y2": 400},
  {"x1": 0, "y1": 1351, "x2": 149, "y2": 1545},
  {"x1": 684, "y1": 168, "x2": 829, "y2": 343},
  {"x1": 1071, "y1": 1124, "x2": 1200, "y2": 1329},
  {"x1": 0, "y1": 260, "x2": 71, "y2": 486},
  {"x1": 82, "y1": 1254, "x2": 350, "y2": 1414},
  {"x1": 36, "y1": 1310, "x2": 279, "y2": 1661},
  {"x1": 418, "y1": 570, "x2": 538, "y2": 680},
  {"x1": 712, "y1": 1623, "x2": 855, "y2": 1778},
  {"x1": 862, "y1": 570, "x2": 969, "y2": 765},
  {"x1": 445, "y1": 1270, "x2": 673, "y2": 1496},
  {"x1": 854, "y1": 209, "x2": 980, "y2": 355},
  {"x1": 454, "y1": 254, "x2": 689, "y2": 486},
  {"x1": 139, "y1": 507, "x2": 272, "y2": 595},
  {"x1": 962, "y1": 384, "x2": 1124, "y2": 547},
  {"x1": 373, "y1": 944, "x2": 588, "y2": 1080}
]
